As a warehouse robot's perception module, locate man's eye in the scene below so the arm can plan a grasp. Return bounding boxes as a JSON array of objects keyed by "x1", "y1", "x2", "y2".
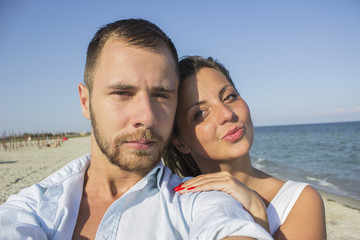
[
  {"x1": 154, "y1": 93, "x2": 170, "y2": 99},
  {"x1": 113, "y1": 91, "x2": 132, "y2": 96}
]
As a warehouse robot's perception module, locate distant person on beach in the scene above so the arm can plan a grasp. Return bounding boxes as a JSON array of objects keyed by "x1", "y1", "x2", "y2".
[
  {"x1": 163, "y1": 56, "x2": 326, "y2": 239},
  {"x1": 0, "y1": 20, "x2": 272, "y2": 240}
]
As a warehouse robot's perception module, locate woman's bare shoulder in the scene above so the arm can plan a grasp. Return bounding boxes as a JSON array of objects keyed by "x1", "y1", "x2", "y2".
[
  {"x1": 251, "y1": 168, "x2": 286, "y2": 202},
  {"x1": 297, "y1": 185, "x2": 324, "y2": 209},
  {"x1": 275, "y1": 185, "x2": 326, "y2": 239}
]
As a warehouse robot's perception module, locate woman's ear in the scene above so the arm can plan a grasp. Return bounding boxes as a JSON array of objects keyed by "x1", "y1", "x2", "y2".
[{"x1": 171, "y1": 135, "x2": 191, "y2": 154}]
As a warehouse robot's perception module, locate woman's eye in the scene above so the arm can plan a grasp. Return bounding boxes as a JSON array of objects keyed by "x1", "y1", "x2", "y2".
[
  {"x1": 223, "y1": 93, "x2": 239, "y2": 101},
  {"x1": 193, "y1": 110, "x2": 205, "y2": 122}
]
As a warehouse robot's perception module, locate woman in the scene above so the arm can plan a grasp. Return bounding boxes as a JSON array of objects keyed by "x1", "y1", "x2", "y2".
[{"x1": 163, "y1": 56, "x2": 326, "y2": 239}]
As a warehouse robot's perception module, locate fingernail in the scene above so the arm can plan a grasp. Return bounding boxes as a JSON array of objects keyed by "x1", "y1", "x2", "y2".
[
  {"x1": 173, "y1": 184, "x2": 183, "y2": 191},
  {"x1": 187, "y1": 187, "x2": 196, "y2": 190},
  {"x1": 175, "y1": 187, "x2": 185, "y2": 192}
]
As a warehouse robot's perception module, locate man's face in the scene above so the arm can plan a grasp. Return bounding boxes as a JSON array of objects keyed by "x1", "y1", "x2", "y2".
[{"x1": 88, "y1": 40, "x2": 178, "y2": 173}]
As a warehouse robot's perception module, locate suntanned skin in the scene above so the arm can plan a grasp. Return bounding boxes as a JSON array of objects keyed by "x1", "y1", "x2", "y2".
[
  {"x1": 173, "y1": 67, "x2": 326, "y2": 239},
  {"x1": 273, "y1": 186, "x2": 326, "y2": 239},
  {"x1": 72, "y1": 39, "x2": 178, "y2": 240}
]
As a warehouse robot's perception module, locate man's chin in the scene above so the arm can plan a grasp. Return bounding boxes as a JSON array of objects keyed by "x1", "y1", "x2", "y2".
[{"x1": 109, "y1": 155, "x2": 160, "y2": 173}]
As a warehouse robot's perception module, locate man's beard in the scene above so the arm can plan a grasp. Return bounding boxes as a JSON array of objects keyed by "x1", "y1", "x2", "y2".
[{"x1": 90, "y1": 103, "x2": 164, "y2": 173}]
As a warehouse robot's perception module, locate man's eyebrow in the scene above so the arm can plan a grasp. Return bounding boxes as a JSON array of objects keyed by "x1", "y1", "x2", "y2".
[
  {"x1": 152, "y1": 86, "x2": 176, "y2": 94},
  {"x1": 107, "y1": 83, "x2": 175, "y2": 93},
  {"x1": 108, "y1": 83, "x2": 135, "y2": 90}
]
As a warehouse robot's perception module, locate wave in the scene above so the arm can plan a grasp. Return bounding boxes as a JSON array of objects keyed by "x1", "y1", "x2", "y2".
[
  {"x1": 306, "y1": 176, "x2": 340, "y2": 191},
  {"x1": 252, "y1": 162, "x2": 264, "y2": 170},
  {"x1": 252, "y1": 157, "x2": 270, "y2": 170},
  {"x1": 257, "y1": 157, "x2": 268, "y2": 163}
]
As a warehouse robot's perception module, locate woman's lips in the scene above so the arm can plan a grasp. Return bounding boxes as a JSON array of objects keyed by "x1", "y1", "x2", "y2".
[{"x1": 222, "y1": 126, "x2": 245, "y2": 142}]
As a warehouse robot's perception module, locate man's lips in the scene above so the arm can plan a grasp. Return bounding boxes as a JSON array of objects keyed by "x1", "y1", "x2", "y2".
[
  {"x1": 124, "y1": 139, "x2": 155, "y2": 150},
  {"x1": 222, "y1": 126, "x2": 245, "y2": 142}
]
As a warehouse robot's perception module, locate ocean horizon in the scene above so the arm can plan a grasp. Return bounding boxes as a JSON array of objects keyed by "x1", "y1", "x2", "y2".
[{"x1": 251, "y1": 120, "x2": 360, "y2": 201}]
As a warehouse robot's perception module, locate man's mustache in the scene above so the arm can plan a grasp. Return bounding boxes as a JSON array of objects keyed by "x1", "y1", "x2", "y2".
[{"x1": 115, "y1": 130, "x2": 162, "y2": 144}]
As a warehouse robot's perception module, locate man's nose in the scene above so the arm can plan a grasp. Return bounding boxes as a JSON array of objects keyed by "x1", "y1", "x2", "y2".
[{"x1": 132, "y1": 94, "x2": 157, "y2": 129}]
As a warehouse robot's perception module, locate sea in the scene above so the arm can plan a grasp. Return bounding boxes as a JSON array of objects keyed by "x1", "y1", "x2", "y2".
[{"x1": 250, "y1": 121, "x2": 360, "y2": 201}]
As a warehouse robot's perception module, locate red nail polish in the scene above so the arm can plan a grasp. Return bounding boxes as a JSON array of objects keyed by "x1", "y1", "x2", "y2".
[
  {"x1": 173, "y1": 184, "x2": 183, "y2": 191},
  {"x1": 187, "y1": 187, "x2": 196, "y2": 190},
  {"x1": 175, "y1": 187, "x2": 185, "y2": 192}
]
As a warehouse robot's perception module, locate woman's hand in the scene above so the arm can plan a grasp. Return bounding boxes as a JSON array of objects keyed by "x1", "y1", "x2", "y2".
[{"x1": 173, "y1": 171, "x2": 270, "y2": 233}]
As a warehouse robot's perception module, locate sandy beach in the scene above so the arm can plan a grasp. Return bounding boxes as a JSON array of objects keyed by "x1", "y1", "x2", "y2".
[{"x1": 1, "y1": 136, "x2": 359, "y2": 239}]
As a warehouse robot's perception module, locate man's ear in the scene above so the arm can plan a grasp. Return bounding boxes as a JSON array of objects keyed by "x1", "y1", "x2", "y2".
[
  {"x1": 78, "y1": 83, "x2": 90, "y2": 120},
  {"x1": 171, "y1": 135, "x2": 191, "y2": 154}
]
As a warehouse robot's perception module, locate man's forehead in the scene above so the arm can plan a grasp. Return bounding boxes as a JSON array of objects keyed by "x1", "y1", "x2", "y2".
[{"x1": 97, "y1": 40, "x2": 179, "y2": 79}]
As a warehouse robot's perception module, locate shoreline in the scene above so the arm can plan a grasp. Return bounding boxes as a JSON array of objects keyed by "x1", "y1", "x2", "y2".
[
  {"x1": 1, "y1": 135, "x2": 359, "y2": 239},
  {"x1": 320, "y1": 190, "x2": 360, "y2": 239},
  {"x1": 319, "y1": 190, "x2": 360, "y2": 211}
]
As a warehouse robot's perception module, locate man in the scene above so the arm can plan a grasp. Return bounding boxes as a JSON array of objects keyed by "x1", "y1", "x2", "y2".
[{"x1": 0, "y1": 19, "x2": 272, "y2": 240}]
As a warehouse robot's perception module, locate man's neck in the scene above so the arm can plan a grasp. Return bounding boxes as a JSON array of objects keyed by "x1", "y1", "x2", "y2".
[
  {"x1": 72, "y1": 152, "x2": 150, "y2": 240},
  {"x1": 85, "y1": 153, "x2": 148, "y2": 200}
]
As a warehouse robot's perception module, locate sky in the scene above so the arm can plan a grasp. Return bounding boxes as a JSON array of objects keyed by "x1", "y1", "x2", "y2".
[{"x1": 0, "y1": 0, "x2": 359, "y2": 133}]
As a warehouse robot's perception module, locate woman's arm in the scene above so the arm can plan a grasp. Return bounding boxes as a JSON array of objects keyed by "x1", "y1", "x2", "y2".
[
  {"x1": 174, "y1": 171, "x2": 270, "y2": 233},
  {"x1": 272, "y1": 185, "x2": 326, "y2": 240}
]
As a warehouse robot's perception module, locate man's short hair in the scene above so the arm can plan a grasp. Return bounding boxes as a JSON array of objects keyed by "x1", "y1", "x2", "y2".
[{"x1": 84, "y1": 19, "x2": 179, "y2": 93}]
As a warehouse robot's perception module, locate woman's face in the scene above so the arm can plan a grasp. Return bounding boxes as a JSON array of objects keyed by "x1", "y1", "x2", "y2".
[{"x1": 175, "y1": 67, "x2": 254, "y2": 164}]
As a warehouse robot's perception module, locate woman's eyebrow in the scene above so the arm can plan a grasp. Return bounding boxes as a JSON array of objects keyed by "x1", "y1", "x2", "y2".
[
  {"x1": 187, "y1": 100, "x2": 206, "y2": 112},
  {"x1": 219, "y1": 85, "x2": 233, "y2": 98}
]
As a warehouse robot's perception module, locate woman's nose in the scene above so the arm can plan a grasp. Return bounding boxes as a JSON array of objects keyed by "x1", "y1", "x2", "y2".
[{"x1": 217, "y1": 103, "x2": 236, "y2": 125}]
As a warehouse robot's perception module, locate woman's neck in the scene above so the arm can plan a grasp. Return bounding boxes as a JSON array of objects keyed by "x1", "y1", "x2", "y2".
[{"x1": 198, "y1": 153, "x2": 255, "y2": 184}]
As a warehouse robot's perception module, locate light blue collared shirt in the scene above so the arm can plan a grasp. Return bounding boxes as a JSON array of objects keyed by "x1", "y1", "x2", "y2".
[{"x1": 0, "y1": 154, "x2": 272, "y2": 240}]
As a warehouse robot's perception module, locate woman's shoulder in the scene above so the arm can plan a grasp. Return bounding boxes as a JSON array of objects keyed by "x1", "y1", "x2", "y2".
[
  {"x1": 252, "y1": 168, "x2": 322, "y2": 206},
  {"x1": 274, "y1": 181, "x2": 324, "y2": 224},
  {"x1": 252, "y1": 169, "x2": 285, "y2": 201},
  {"x1": 274, "y1": 184, "x2": 326, "y2": 239},
  {"x1": 295, "y1": 184, "x2": 324, "y2": 208},
  {"x1": 276, "y1": 180, "x2": 322, "y2": 205}
]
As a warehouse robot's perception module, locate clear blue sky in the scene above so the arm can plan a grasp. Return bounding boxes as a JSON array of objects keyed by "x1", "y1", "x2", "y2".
[{"x1": 1, "y1": 0, "x2": 359, "y2": 133}]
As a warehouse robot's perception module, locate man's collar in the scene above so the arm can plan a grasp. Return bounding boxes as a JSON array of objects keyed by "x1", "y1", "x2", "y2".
[
  {"x1": 147, "y1": 161, "x2": 165, "y2": 190},
  {"x1": 129, "y1": 161, "x2": 165, "y2": 192}
]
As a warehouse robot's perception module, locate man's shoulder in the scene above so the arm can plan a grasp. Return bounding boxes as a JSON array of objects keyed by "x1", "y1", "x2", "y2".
[
  {"x1": 157, "y1": 167, "x2": 273, "y2": 239},
  {"x1": 0, "y1": 155, "x2": 90, "y2": 240},
  {"x1": 0, "y1": 154, "x2": 89, "y2": 212},
  {"x1": 160, "y1": 166, "x2": 238, "y2": 204},
  {"x1": 159, "y1": 165, "x2": 191, "y2": 191}
]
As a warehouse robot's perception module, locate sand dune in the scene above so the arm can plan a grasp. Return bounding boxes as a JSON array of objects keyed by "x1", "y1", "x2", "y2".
[{"x1": 1, "y1": 136, "x2": 359, "y2": 239}]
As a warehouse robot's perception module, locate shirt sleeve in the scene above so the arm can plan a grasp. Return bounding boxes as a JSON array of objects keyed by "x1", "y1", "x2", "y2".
[
  {"x1": 0, "y1": 185, "x2": 48, "y2": 240},
  {"x1": 188, "y1": 191, "x2": 273, "y2": 240}
]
